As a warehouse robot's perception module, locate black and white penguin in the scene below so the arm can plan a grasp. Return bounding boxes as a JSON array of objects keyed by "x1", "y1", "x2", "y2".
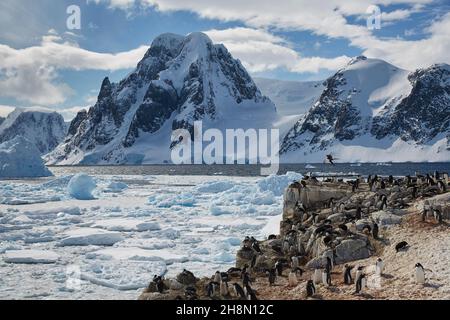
[
  {"x1": 275, "y1": 260, "x2": 283, "y2": 277},
  {"x1": 355, "y1": 274, "x2": 366, "y2": 294},
  {"x1": 245, "y1": 285, "x2": 258, "y2": 300},
  {"x1": 242, "y1": 272, "x2": 252, "y2": 287},
  {"x1": 343, "y1": 265, "x2": 354, "y2": 285},
  {"x1": 395, "y1": 241, "x2": 409, "y2": 252},
  {"x1": 433, "y1": 209, "x2": 443, "y2": 224},
  {"x1": 375, "y1": 258, "x2": 384, "y2": 276},
  {"x1": 291, "y1": 256, "x2": 299, "y2": 270},
  {"x1": 322, "y1": 268, "x2": 332, "y2": 287},
  {"x1": 325, "y1": 256, "x2": 333, "y2": 271},
  {"x1": 267, "y1": 269, "x2": 277, "y2": 286},
  {"x1": 372, "y1": 222, "x2": 379, "y2": 239},
  {"x1": 152, "y1": 275, "x2": 165, "y2": 293},
  {"x1": 214, "y1": 271, "x2": 221, "y2": 284},
  {"x1": 233, "y1": 283, "x2": 246, "y2": 299},
  {"x1": 294, "y1": 267, "x2": 304, "y2": 277},
  {"x1": 355, "y1": 207, "x2": 362, "y2": 220},
  {"x1": 252, "y1": 240, "x2": 262, "y2": 254},
  {"x1": 288, "y1": 269, "x2": 298, "y2": 287},
  {"x1": 415, "y1": 263, "x2": 425, "y2": 284},
  {"x1": 206, "y1": 281, "x2": 220, "y2": 298},
  {"x1": 378, "y1": 195, "x2": 388, "y2": 210},
  {"x1": 313, "y1": 268, "x2": 322, "y2": 285},
  {"x1": 355, "y1": 266, "x2": 364, "y2": 282},
  {"x1": 220, "y1": 279, "x2": 229, "y2": 296},
  {"x1": 306, "y1": 280, "x2": 316, "y2": 297}
]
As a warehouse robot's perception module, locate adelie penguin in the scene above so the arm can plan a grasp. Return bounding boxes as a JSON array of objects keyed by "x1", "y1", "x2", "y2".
[
  {"x1": 355, "y1": 266, "x2": 364, "y2": 282},
  {"x1": 288, "y1": 270, "x2": 298, "y2": 287},
  {"x1": 206, "y1": 281, "x2": 220, "y2": 298},
  {"x1": 355, "y1": 274, "x2": 367, "y2": 294},
  {"x1": 214, "y1": 271, "x2": 221, "y2": 284},
  {"x1": 343, "y1": 265, "x2": 354, "y2": 285},
  {"x1": 375, "y1": 258, "x2": 384, "y2": 276},
  {"x1": 275, "y1": 260, "x2": 283, "y2": 277},
  {"x1": 322, "y1": 268, "x2": 332, "y2": 287},
  {"x1": 415, "y1": 263, "x2": 426, "y2": 284},
  {"x1": 242, "y1": 272, "x2": 252, "y2": 287},
  {"x1": 267, "y1": 269, "x2": 277, "y2": 286},
  {"x1": 152, "y1": 275, "x2": 165, "y2": 293},
  {"x1": 372, "y1": 222, "x2": 379, "y2": 240},
  {"x1": 232, "y1": 283, "x2": 247, "y2": 300},
  {"x1": 306, "y1": 280, "x2": 316, "y2": 298}
]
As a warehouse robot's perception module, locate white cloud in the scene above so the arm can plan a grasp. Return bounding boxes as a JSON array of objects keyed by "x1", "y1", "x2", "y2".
[
  {"x1": 58, "y1": 106, "x2": 89, "y2": 121},
  {"x1": 0, "y1": 105, "x2": 15, "y2": 118},
  {"x1": 0, "y1": 32, "x2": 148, "y2": 105},
  {"x1": 206, "y1": 28, "x2": 349, "y2": 73},
  {"x1": 92, "y1": 0, "x2": 449, "y2": 71}
]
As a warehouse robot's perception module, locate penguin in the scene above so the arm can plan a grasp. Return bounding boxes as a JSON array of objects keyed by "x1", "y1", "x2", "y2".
[
  {"x1": 245, "y1": 285, "x2": 258, "y2": 301},
  {"x1": 294, "y1": 267, "x2": 304, "y2": 278},
  {"x1": 306, "y1": 280, "x2": 316, "y2": 298},
  {"x1": 378, "y1": 195, "x2": 388, "y2": 210},
  {"x1": 412, "y1": 186, "x2": 418, "y2": 199},
  {"x1": 355, "y1": 266, "x2": 364, "y2": 282},
  {"x1": 388, "y1": 175, "x2": 394, "y2": 184},
  {"x1": 372, "y1": 222, "x2": 379, "y2": 239},
  {"x1": 325, "y1": 256, "x2": 333, "y2": 271},
  {"x1": 232, "y1": 283, "x2": 246, "y2": 299},
  {"x1": 355, "y1": 207, "x2": 362, "y2": 220},
  {"x1": 322, "y1": 268, "x2": 332, "y2": 287},
  {"x1": 313, "y1": 268, "x2": 322, "y2": 285},
  {"x1": 252, "y1": 240, "x2": 262, "y2": 254},
  {"x1": 355, "y1": 274, "x2": 366, "y2": 294},
  {"x1": 152, "y1": 275, "x2": 165, "y2": 293},
  {"x1": 375, "y1": 258, "x2": 384, "y2": 276},
  {"x1": 185, "y1": 286, "x2": 198, "y2": 300},
  {"x1": 242, "y1": 272, "x2": 252, "y2": 287},
  {"x1": 291, "y1": 256, "x2": 299, "y2": 270},
  {"x1": 344, "y1": 265, "x2": 354, "y2": 285},
  {"x1": 395, "y1": 241, "x2": 409, "y2": 252},
  {"x1": 214, "y1": 271, "x2": 221, "y2": 284},
  {"x1": 275, "y1": 260, "x2": 283, "y2": 277},
  {"x1": 288, "y1": 269, "x2": 298, "y2": 287},
  {"x1": 282, "y1": 240, "x2": 290, "y2": 254},
  {"x1": 220, "y1": 279, "x2": 229, "y2": 296},
  {"x1": 415, "y1": 263, "x2": 425, "y2": 284},
  {"x1": 438, "y1": 181, "x2": 446, "y2": 192},
  {"x1": 433, "y1": 209, "x2": 443, "y2": 224},
  {"x1": 267, "y1": 269, "x2": 277, "y2": 286},
  {"x1": 206, "y1": 281, "x2": 220, "y2": 298},
  {"x1": 268, "y1": 234, "x2": 277, "y2": 240},
  {"x1": 380, "y1": 180, "x2": 386, "y2": 189}
]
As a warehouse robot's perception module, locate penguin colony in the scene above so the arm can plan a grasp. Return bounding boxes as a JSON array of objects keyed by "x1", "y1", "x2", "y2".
[{"x1": 141, "y1": 172, "x2": 448, "y2": 300}]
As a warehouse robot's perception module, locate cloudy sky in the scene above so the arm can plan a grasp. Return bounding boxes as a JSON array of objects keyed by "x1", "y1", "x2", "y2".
[{"x1": 0, "y1": 0, "x2": 449, "y2": 119}]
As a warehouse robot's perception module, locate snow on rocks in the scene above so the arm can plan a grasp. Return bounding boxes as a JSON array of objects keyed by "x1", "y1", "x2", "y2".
[
  {"x1": 0, "y1": 137, "x2": 53, "y2": 178},
  {"x1": 3, "y1": 250, "x2": 59, "y2": 264},
  {"x1": 68, "y1": 173, "x2": 97, "y2": 200},
  {"x1": 59, "y1": 228, "x2": 124, "y2": 246}
]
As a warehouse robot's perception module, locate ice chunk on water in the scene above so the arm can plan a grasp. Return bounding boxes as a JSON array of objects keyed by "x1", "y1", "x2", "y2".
[
  {"x1": 257, "y1": 171, "x2": 303, "y2": 196},
  {"x1": 196, "y1": 181, "x2": 234, "y2": 193},
  {"x1": 59, "y1": 228, "x2": 124, "y2": 246},
  {"x1": 3, "y1": 250, "x2": 59, "y2": 264},
  {"x1": 104, "y1": 181, "x2": 128, "y2": 193},
  {"x1": 93, "y1": 219, "x2": 161, "y2": 232},
  {"x1": 68, "y1": 173, "x2": 97, "y2": 200}
]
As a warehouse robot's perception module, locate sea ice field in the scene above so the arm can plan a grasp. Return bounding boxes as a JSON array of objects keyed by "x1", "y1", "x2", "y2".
[{"x1": 0, "y1": 172, "x2": 302, "y2": 299}]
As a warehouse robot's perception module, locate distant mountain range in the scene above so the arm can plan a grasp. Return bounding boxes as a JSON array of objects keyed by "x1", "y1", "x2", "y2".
[{"x1": 2, "y1": 32, "x2": 448, "y2": 164}]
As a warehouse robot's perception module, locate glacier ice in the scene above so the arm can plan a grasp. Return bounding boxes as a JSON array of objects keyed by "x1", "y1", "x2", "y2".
[{"x1": 68, "y1": 173, "x2": 97, "y2": 200}]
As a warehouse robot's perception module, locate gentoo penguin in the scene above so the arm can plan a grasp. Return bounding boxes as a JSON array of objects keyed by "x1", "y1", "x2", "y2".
[
  {"x1": 291, "y1": 256, "x2": 299, "y2": 270},
  {"x1": 288, "y1": 270, "x2": 298, "y2": 287},
  {"x1": 395, "y1": 241, "x2": 409, "y2": 252},
  {"x1": 313, "y1": 268, "x2": 322, "y2": 285},
  {"x1": 415, "y1": 263, "x2": 425, "y2": 284},
  {"x1": 355, "y1": 274, "x2": 366, "y2": 294},
  {"x1": 233, "y1": 283, "x2": 247, "y2": 299},
  {"x1": 214, "y1": 271, "x2": 221, "y2": 283},
  {"x1": 306, "y1": 280, "x2": 316, "y2": 298},
  {"x1": 372, "y1": 223, "x2": 379, "y2": 239},
  {"x1": 322, "y1": 268, "x2": 332, "y2": 287},
  {"x1": 275, "y1": 260, "x2": 283, "y2": 277},
  {"x1": 375, "y1": 258, "x2": 384, "y2": 276},
  {"x1": 267, "y1": 269, "x2": 277, "y2": 286},
  {"x1": 355, "y1": 266, "x2": 364, "y2": 282},
  {"x1": 344, "y1": 265, "x2": 354, "y2": 285}
]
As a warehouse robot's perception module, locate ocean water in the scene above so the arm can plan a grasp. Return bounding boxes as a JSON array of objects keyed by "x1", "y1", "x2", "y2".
[{"x1": 48, "y1": 162, "x2": 450, "y2": 178}]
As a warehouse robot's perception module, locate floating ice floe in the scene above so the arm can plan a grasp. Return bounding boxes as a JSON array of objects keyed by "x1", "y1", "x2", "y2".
[
  {"x1": 68, "y1": 173, "x2": 97, "y2": 200},
  {"x1": 3, "y1": 249, "x2": 59, "y2": 264},
  {"x1": 104, "y1": 182, "x2": 128, "y2": 193},
  {"x1": 196, "y1": 181, "x2": 234, "y2": 193},
  {"x1": 93, "y1": 218, "x2": 161, "y2": 232},
  {"x1": 0, "y1": 136, "x2": 53, "y2": 178},
  {"x1": 59, "y1": 228, "x2": 124, "y2": 246},
  {"x1": 87, "y1": 247, "x2": 189, "y2": 265}
]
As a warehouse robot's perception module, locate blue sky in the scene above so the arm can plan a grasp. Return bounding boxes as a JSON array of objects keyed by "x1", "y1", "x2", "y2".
[{"x1": 0, "y1": 0, "x2": 449, "y2": 119}]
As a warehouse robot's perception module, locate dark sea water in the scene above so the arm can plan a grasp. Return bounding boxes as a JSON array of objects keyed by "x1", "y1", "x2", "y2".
[{"x1": 49, "y1": 162, "x2": 450, "y2": 178}]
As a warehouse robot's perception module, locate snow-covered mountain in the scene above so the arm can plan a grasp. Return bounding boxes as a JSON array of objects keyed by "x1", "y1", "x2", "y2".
[
  {"x1": 254, "y1": 77, "x2": 324, "y2": 116},
  {"x1": 281, "y1": 56, "x2": 450, "y2": 162},
  {"x1": 47, "y1": 33, "x2": 277, "y2": 165},
  {"x1": 0, "y1": 108, "x2": 66, "y2": 155},
  {"x1": 0, "y1": 117, "x2": 4, "y2": 126}
]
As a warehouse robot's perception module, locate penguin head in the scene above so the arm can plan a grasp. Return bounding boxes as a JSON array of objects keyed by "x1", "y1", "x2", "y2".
[{"x1": 415, "y1": 263, "x2": 424, "y2": 269}]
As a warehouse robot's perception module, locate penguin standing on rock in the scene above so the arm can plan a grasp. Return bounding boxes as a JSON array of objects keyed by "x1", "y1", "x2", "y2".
[
  {"x1": 375, "y1": 258, "x2": 384, "y2": 276},
  {"x1": 372, "y1": 222, "x2": 379, "y2": 239},
  {"x1": 291, "y1": 256, "x2": 299, "y2": 270},
  {"x1": 232, "y1": 283, "x2": 247, "y2": 300},
  {"x1": 415, "y1": 263, "x2": 426, "y2": 284},
  {"x1": 267, "y1": 269, "x2": 277, "y2": 286},
  {"x1": 322, "y1": 268, "x2": 332, "y2": 287},
  {"x1": 220, "y1": 278, "x2": 229, "y2": 297},
  {"x1": 355, "y1": 274, "x2": 366, "y2": 294},
  {"x1": 355, "y1": 266, "x2": 364, "y2": 282},
  {"x1": 275, "y1": 260, "x2": 283, "y2": 277},
  {"x1": 344, "y1": 265, "x2": 354, "y2": 285},
  {"x1": 214, "y1": 271, "x2": 221, "y2": 284},
  {"x1": 288, "y1": 270, "x2": 298, "y2": 287},
  {"x1": 313, "y1": 268, "x2": 322, "y2": 285},
  {"x1": 306, "y1": 280, "x2": 316, "y2": 298}
]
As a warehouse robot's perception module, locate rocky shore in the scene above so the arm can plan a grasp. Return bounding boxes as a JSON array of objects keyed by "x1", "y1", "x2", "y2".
[{"x1": 139, "y1": 173, "x2": 450, "y2": 300}]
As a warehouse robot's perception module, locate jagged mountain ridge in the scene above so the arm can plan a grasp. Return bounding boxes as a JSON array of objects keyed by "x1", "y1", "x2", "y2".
[
  {"x1": 280, "y1": 57, "x2": 450, "y2": 162},
  {"x1": 47, "y1": 32, "x2": 276, "y2": 165},
  {"x1": 0, "y1": 108, "x2": 66, "y2": 155}
]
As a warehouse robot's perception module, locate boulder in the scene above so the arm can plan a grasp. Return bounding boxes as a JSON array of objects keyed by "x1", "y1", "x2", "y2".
[
  {"x1": 176, "y1": 270, "x2": 198, "y2": 286},
  {"x1": 371, "y1": 211, "x2": 402, "y2": 226},
  {"x1": 236, "y1": 247, "x2": 256, "y2": 269},
  {"x1": 335, "y1": 238, "x2": 371, "y2": 264}
]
